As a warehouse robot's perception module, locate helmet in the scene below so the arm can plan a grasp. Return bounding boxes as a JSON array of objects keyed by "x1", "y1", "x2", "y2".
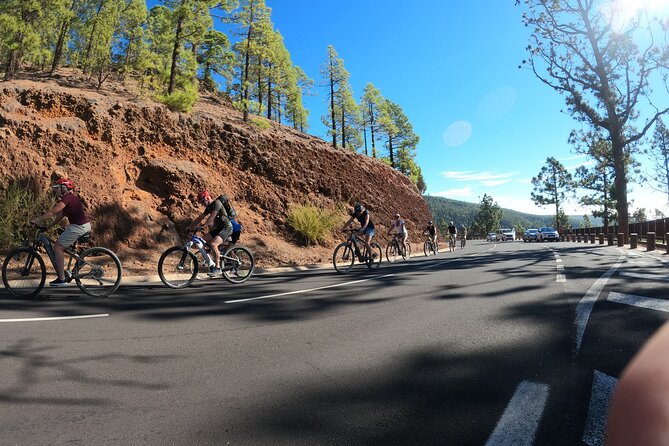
[
  {"x1": 450, "y1": 221, "x2": 454, "y2": 225},
  {"x1": 52, "y1": 177, "x2": 74, "y2": 190},
  {"x1": 198, "y1": 190, "x2": 211, "y2": 203},
  {"x1": 395, "y1": 213, "x2": 400, "y2": 218},
  {"x1": 428, "y1": 220, "x2": 433, "y2": 225},
  {"x1": 353, "y1": 202, "x2": 363, "y2": 214}
]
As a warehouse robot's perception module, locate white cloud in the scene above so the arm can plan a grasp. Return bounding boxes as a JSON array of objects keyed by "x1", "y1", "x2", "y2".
[
  {"x1": 442, "y1": 121, "x2": 472, "y2": 147},
  {"x1": 565, "y1": 159, "x2": 596, "y2": 171},
  {"x1": 432, "y1": 187, "x2": 475, "y2": 199},
  {"x1": 441, "y1": 170, "x2": 516, "y2": 182}
]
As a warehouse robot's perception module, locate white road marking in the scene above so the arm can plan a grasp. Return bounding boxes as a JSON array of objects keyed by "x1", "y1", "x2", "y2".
[
  {"x1": 0, "y1": 314, "x2": 109, "y2": 323},
  {"x1": 619, "y1": 271, "x2": 669, "y2": 282},
  {"x1": 574, "y1": 255, "x2": 626, "y2": 354},
  {"x1": 551, "y1": 249, "x2": 567, "y2": 282},
  {"x1": 607, "y1": 291, "x2": 669, "y2": 312},
  {"x1": 583, "y1": 370, "x2": 617, "y2": 446},
  {"x1": 225, "y1": 273, "x2": 396, "y2": 304},
  {"x1": 557, "y1": 274, "x2": 566, "y2": 283},
  {"x1": 485, "y1": 381, "x2": 550, "y2": 446}
]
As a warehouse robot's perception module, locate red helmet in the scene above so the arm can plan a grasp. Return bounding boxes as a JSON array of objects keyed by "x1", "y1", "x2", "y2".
[
  {"x1": 52, "y1": 177, "x2": 74, "y2": 190},
  {"x1": 197, "y1": 190, "x2": 211, "y2": 203}
]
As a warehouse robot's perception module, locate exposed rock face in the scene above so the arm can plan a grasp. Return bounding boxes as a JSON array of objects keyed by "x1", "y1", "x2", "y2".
[{"x1": 0, "y1": 79, "x2": 430, "y2": 273}]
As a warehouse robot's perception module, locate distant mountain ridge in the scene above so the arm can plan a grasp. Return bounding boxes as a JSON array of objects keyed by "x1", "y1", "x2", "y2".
[{"x1": 424, "y1": 195, "x2": 601, "y2": 230}]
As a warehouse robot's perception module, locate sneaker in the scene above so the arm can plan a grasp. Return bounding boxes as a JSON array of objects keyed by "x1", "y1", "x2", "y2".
[
  {"x1": 207, "y1": 266, "x2": 222, "y2": 277},
  {"x1": 50, "y1": 278, "x2": 68, "y2": 287}
]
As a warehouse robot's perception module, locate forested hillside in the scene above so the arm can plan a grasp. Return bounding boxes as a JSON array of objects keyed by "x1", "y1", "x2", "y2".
[{"x1": 424, "y1": 196, "x2": 600, "y2": 232}]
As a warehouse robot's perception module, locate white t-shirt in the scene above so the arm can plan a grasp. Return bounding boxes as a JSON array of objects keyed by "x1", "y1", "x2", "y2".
[{"x1": 390, "y1": 219, "x2": 408, "y2": 235}]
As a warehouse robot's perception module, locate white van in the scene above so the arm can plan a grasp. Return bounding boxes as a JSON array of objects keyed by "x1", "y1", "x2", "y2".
[{"x1": 496, "y1": 228, "x2": 516, "y2": 241}]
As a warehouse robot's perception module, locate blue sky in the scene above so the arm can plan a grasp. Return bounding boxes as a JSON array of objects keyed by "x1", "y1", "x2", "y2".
[{"x1": 150, "y1": 0, "x2": 669, "y2": 216}]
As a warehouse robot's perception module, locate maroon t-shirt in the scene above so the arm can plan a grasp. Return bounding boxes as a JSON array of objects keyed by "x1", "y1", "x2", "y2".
[{"x1": 60, "y1": 193, "x2": 90, "y2": 225}]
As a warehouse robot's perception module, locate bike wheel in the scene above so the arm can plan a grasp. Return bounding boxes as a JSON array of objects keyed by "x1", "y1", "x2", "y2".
[
  {"x1": 366, "y1": 242, "x2": 382, "y2": 269},
  {"x1": 449, "y1": 238, "x2": 455, "y2": 252},
  {"x1": 423, "y1": 240, "x2": 432, "y2": 257},
  {"x1": 333, "y1": 242, "x2": 355, "y2": 274},
  {"x1": 404, "y1": 242, "x2": 412, "y2": 260},
  {"x1": 158, "y1": 246, "x2": 198, "y2": 289},
  {"x1": 434, "y1": 241, "x2": 439, "y2": 254},
  {"x1": 222, "y1": 246, "x2": 254, "y2": 284},
  {"x1": 74, "y1": 247, "x2": 122, "y2": 297},
  {"x1": 386, "y1": 242, "x2": 400, "y2": 263},
  {"x1": 1, "y1": 247, "x2": 46, "y2": 298}
]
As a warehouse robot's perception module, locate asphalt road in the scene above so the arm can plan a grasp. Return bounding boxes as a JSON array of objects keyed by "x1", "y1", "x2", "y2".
[{"x1": 1, "y1": 240, "x2": 667, "y2": 445}]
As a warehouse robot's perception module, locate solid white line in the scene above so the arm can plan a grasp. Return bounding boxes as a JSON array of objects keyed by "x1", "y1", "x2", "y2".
[
  {"x1": 0, "y1": 314, "x2": 109, "y2": 323},
  {"x1": 607, "y1": 291, "x2": 669, "y2": 312},
  {"x1": 556, "y1": 274, "x2": 566, "y2": 283},
  {"x1": 485, "y1": 381, "x2": 550, "y2": 446},
  {"x1": 583, "y1": 370, "x2": 617, "y2": 446},
  {"x1": 619, "y1": 271, "x2": 669, "y2": 282},
  {"x1": 574, "y1": 255, "x2": 626, "y2": 354},
  {"x1": 225, "y1": 273, "x2": 396, "y2": 304}
]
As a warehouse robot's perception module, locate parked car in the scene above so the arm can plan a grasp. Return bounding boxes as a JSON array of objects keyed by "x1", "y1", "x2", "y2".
[
  {"x1": 523, "y1": 228, "x2": 539, "y2": 242},
  {"x1": 487, "y1": 232, "x2": 497, "y2": 241},
  {"x1": 538, "y1": 227, "x2": 559, "y2": 242},
  {"x1": 496, "y1": 228, "x2": 515, "y2": 241}
]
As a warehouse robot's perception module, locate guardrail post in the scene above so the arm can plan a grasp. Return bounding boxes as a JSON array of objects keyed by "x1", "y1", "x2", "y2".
[
  {"x1": 630, "y1": 233, "x2": 638, "y2": 249},
  {"x1": 647, "y1": 232, "x2": 656, "y2": 251},
  {"x1": 666, "y1": 233, "x2": 669, "y2": 254},
  {"x1": 590, "y1": 234, "x2": 596, "y2": 244},
  {"x1": 607, "y1": 233, "x2": 614, "y2": 246},
  {"x1": 577, "y1": 234, "x2": 582, "y2": 243},
  {"x1": 599, "y1": 233, "x2": 604, "y2": 244},
  {"x1": 571, "y1": 234, "x2": 576, "y2": 242},
  {"x1": 617, "y1": 233, "x2": 624, "y2": 247}
]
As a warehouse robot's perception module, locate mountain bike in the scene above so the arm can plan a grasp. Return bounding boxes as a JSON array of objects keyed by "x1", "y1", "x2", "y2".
[
  {"x1": 386, "y1": 234, "x2": 411, "y2": 263},
  {"x1": 1, "y1": 225, "x2": 122, "y2": 298},
  {"x1": 423, "y1": 233, "x2": 439, "y2": 256},
  {"x1": 332, "y1": 229, "x2": 382, "y2": 274},
  {"x1": 157, "y1": 229, "x2": 254, "y2": 288},
  {"x1": 460, "y1": 234, "x2": 467, "y2": 249},
  {"x1": 448, "y1": 234, "x2": 456, "y2": 252}
]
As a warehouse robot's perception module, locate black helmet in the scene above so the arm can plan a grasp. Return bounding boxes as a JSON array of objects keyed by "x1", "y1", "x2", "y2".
[{"x1": 353, "y1": 202, "x2": 363, "y2": 214}]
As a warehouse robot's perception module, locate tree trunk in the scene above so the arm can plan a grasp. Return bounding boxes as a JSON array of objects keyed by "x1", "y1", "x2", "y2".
[
  {"x1": 329, "y1": 63, "x2": 336, "y2": 148},
  {"x1": 611, "y1": 136, "x2": 629, "y2": 243},
  {"x1": 363, "y1": 127, "x2": 368, "y2": 156},
  {"x1": 242, "y1": 5, "x2": 254, "y2": 122},
  {"x1": 266, "y1": 67, "x2": 272, "y2": 120},
  {"x1": 51, "y1": 22, "x2": 69, "y2": 74},
  {"x1": 341, "y1": 106, "x2": 346, "y2": 149},
  {"x1": 167, "y1": 15, "x2": 184, "y2": 95},
  {"x1": 369, "y1": 103, "x2": 376, "y2": 157},
  {"x1": 388, "y1": 136, "x2": 394, "y2": 167}
]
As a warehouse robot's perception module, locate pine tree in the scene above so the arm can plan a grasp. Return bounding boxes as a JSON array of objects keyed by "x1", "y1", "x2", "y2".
[
  {"x1": 320, "y1": 45, "x2": 349, "y2": 148},
  {"x1": 0, "y1": 0, "x2": 49, "y2": 79},
  {"x1": 360, "y1": 83, "x2": 384, "y2": 158},
  {"x1": 531, "y1": 157, "x2": 574, "y2": 231}
]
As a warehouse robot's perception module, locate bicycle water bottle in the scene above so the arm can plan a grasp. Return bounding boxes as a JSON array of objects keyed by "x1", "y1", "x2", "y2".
[{"x1": 192, "y1": 235, "x2": 213, "y2": 266}]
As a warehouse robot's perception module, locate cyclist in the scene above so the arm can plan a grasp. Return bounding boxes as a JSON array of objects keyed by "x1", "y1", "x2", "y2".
[
  {"x1": 190, "y1": 190, "x2": 234, "y2": 277},
  {"x1": 388, "y1": 213, "x2": 409, "y2": 254},
  {"x1": 343, "y1": 202, "x2": 375, "y2": 261},
  {"x1": 447, "y1": 221, "x2": 457, "y2": 247},
  {"x1": 30, "y1": 177, "x2": 91, "y2": 287},
  {"x1": 425, "y1": 220, "x2": 437, "y2": 246},
  {"x1": 460, "y1": 224, "x2": 468, "y2": 247}
]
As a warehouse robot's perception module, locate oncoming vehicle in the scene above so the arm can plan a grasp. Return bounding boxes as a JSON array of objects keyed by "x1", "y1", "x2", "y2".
[
  {"x1": 523, "y1": 229, "x2": 539, "y2": 242},
  {"x1": 496, "y1": 228, "x2": 515, "y2": 242},
  {"x1": 538, "y1": 227, "x2": 559, "y2": 242},
  {"x1": 487, "y1": 232, "x2": 497, "y2": 242}
]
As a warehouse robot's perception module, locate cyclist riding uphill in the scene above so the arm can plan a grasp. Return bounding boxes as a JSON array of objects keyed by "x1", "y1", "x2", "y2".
[
  {"x1": 30, "y1": 177, "x2": 91, "y2": 287},
  {"x1": 190, "y1": 190, "x2": 235, "y2": 277},
  {"x1": 388, "y1": 213, "x2": 409, "y2": 248},
  {"x1": 343, "y1": 202, "x2": 375, "y2": 260},
  {"x1": 447, "y1": 221, "x2": 457, "y2": 239},
  {"x1": 426, "y1": 220, "x2": 437, "y2": 244}
]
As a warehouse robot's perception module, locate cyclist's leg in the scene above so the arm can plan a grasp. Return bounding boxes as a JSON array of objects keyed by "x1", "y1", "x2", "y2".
[
  {"x1": 55, "y1": 223, "x2": 90, "y2": 282},
  {"x1": 364, "y1": 228, "x2": 374, "y2": 257}
]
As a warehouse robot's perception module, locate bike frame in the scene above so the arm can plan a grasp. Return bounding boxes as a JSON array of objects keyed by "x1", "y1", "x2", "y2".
[
  {"x1": 28, "y1": 229, "x2": 85, "y2": 280},
  {"x1": 181, "y1": 232, "x2": 242, "y2": 273}
]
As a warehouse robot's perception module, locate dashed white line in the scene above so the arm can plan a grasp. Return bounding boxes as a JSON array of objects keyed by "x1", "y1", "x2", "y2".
[
  {"x1": 619, "y1": 271, "x2": 669, "y2": 282},
  {"x1": 485, "y1": 381, "x2": 550, "y2": 446},
  {"x1": 0, "y1": 314, "x2": 109, "y2": 323},
  {"x1": 574, "y1": 255, "x2": 626, "y2": 354},
  {"x1": 225, "y1": 273, "x2": 396, "y2": 303},
  {"x1": 607, "y1": 291, "x2": 669, "y2": 312},
  {"x1": 583, "y1": 370, "x2": 617, "y2": 446}
]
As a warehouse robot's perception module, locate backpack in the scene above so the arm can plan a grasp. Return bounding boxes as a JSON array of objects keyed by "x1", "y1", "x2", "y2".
[{"x1": 217, "y1": 195, "x2": 237, "y2": 219}]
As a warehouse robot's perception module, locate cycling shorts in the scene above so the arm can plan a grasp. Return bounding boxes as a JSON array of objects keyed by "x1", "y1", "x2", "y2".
[
  {"x1": 210, "y1": 219, "x2": 233, "y2": 241},
  {"x1": 361, "y1": 227, "x2": 375, "y2": 237},
  {"x1": 58, "y1": 223, "x2": 92, "y2": 248}
]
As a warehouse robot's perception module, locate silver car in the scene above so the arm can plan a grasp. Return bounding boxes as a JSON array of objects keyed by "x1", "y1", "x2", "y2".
[
  {"x1": 523, "y1": 229, "x2": 539, "y2": 242},
  {"x1": 538, "y1": 227, "x2": 559, "y2": 242}
]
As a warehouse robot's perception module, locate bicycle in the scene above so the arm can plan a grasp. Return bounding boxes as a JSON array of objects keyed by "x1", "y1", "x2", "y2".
[
  {"x1": 386, "y1": 234, "x2": 411, "y2": 263},
  {"x1": 332, "y1": 229, "x2": 382, "y2": 274},
  {"x1": 448, "y1": 234, "x2": 456, "y2": 252},
  {"x1": 460, "y1": 234, "x2": 467, "y2": 249},
  {"x1": 157, "y1": 229, "x2": 255, "y2": 288},
  {"x1": 1, "y1": 225, "x2": 122, "y2": 298},
  {"x1": 423, "y1": 233, "x2": 439, "y2": 256}
]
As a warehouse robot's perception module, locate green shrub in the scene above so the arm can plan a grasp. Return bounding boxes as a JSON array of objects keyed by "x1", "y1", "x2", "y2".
[
  {"x1": 250, "y1": 116, "x2": 271, "y2": 130},
  {"x1": 0, "y1": 183, "x2": 51, "y2": 252},
  {"x1": 287, "y1": 205, "x2": 341, "y2": 246},
  {"x1": 158, "y1": 88, "x2": 198, "y2": 113}
]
